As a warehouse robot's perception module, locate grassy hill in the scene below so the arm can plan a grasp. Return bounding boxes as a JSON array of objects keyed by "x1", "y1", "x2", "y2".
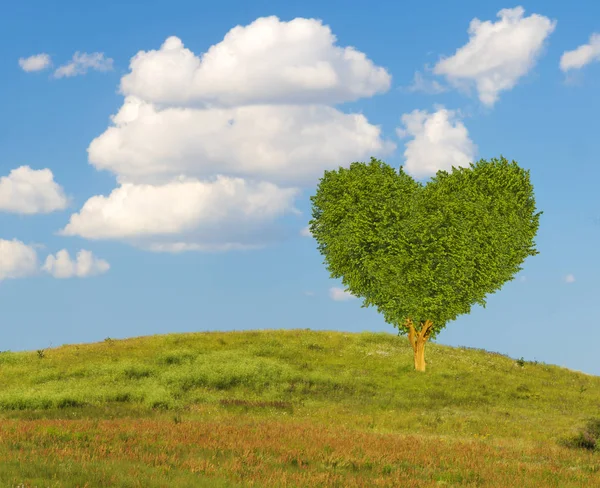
[{"x1": 0, "y1": 328, "x2": 598, "y2": 487}]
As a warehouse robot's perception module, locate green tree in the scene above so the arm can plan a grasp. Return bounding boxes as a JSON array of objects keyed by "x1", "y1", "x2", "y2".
[{"x1": 309, "y1": 156, "x2": 542, "y2": 372}]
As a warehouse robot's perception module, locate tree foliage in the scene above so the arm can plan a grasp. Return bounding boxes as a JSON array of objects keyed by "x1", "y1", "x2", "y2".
[{"x1": 309, "y1": 156, "x2": 542, "y2": 340}]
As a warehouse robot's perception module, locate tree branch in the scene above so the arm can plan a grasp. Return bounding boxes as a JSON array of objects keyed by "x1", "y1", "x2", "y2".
[{"x1": 420, "y1": 319, "x2": 434, "y2": 341}]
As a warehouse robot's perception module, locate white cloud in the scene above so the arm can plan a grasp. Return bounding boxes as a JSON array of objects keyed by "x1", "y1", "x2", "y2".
[
  {"x1": 19, "y1": 53, "x2": 52, "y2": 72},
  {"x1": 42, "y1": 249, "x2": 109, "y2": 278},
  {"x1": 119, "y1": 17, "x2": 391, "y2": 107},
  {"x1": 54, "y1": 52, "x2": 114, "y2": 78},
  {"x1": 88, "y1": 97, "x2": 394, "y2": 187},
  {"x1": 0, "y1": 240, "x2": 109, "y2": 281},
  {"x1": 300, "y1": 226, "x2": 312, "y2": 237},
  {"x1": 65, "y1": 17, "x2": 395, "y2": 253},
  {"x1": 60, "y1": 177, "x2": 299, "y2": 249},
  {"x1": 0, "y1": 166, "x2": 68, "y2": 214},
  {"x1": 565, "y1": 274, "x2": 575, "y2": 283},
  {"x1": 396, "y1": 107, "x2": 477, "y2": 179},
  {"x1": 560, "y1": 33, "x2": 600, "y2": 72},
  {"x1": 404, "y1": 71, "x2": 448, "y2": 94},
  {"x1": 0, "y1": 239, "x2": 39, "y2": 280},
  {"x1": 329, "y1": 287, "x2": 356, "y2": 301},
  {"x1": 304, "y1": 291, "x2": 315, "y2": 296},
  {"x1": 433, "y1": 7, "x2": 556, "y2": 106}
]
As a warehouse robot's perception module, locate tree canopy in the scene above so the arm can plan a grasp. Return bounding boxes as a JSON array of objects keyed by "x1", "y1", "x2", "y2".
[{"x1": 309, "y1": 156, "x2": 542, "y2": 342}]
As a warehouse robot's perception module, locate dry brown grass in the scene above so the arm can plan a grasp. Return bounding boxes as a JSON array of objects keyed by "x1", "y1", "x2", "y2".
[{"x1": 0, "y1": 413, "x2": 598, "y2": 487}]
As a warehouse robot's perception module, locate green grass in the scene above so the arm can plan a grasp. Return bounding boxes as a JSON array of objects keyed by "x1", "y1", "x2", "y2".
[{"x1": 0, "y1": 328, "x2": 598, "y2": 487}]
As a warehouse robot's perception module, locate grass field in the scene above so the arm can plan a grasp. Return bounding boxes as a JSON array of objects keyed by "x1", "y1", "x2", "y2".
[{"x1": 0, "y1": 328, "x2": 598, "y2": 487}]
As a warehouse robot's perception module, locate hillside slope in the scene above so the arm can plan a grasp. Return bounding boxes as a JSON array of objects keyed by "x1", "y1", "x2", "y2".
[{"x1": 0, "y1": 329, "x2": 598, "y2": 487}]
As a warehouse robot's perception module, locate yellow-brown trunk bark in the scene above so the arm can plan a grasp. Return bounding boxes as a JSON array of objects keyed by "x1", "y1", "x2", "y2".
[
  {"x1": 414, "y1": 340, "x2": 426, "y2": 371},
  {"x1": 406, "y1": 318, "x2": 433, "y2": 372}
]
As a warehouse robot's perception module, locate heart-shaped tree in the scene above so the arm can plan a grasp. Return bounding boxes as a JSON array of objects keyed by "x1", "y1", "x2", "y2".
[{"x1": 309, "y1": 156, "x2": 542, "y2": 372}]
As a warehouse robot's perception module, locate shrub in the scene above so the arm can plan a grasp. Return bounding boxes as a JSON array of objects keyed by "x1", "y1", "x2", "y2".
[
  {"x1": 560, "y1": 417, "x2": 600, "y2": 451},
  {"x1": 122, "y1": 365, "x2": 154, "y2": 379},
  {"x1": 56, "y1": 397, "x2": 86, "y2": 409},
  {"x1": 112, "y1": 392, "x2": 132, "y2": 403},
  {"x1": 155, "y1": 350, "x2": 197, "y2": 366}
]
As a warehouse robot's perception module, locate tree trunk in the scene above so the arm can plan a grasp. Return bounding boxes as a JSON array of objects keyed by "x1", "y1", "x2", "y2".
[{"x1": 406, "y1": 318, "x2": 433, "y2": 372}]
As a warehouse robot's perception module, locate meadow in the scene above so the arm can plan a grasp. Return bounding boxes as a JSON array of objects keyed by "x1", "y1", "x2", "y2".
[{"x1": 0, "y1": 328, "x2": 598, "y2": 487}]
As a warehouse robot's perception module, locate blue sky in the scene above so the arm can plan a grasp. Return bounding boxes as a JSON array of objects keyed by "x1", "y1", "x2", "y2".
[{"x1": 1, "y1": 1, "x2": 599, "y2": 376}]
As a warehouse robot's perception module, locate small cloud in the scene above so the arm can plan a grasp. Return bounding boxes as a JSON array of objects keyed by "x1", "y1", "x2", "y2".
[
  {"x1": 0, "y1": 166, "x2": 69, "y2": 214},
  {"x1": 565, "y1": 274, "x2": 575, "y2": 284},
  {"x1": 519, "y1": 275, "x2": 527, "y2": 282},
  {"x1": 303, "y1": 291, "x2": 315, "y2": 296},
  {"x1": 396, "y1": 106, "x2": 476, "y2": 179},
  {"x1": 0, "y1": 239, "x2": 39, "y2": 280},
  {"x1": 329, "y1": 287, "x2": 356, "y2": 301},
  {"x1": 54, "y1": 52, "x2": 114, "y2": 78},
  {"x1": 560, "y1": 33, "x2": 600, "y2": 72},
  {"x1": 433, "y1": 7, "x2": 556, "y2": 106},
  {"x1": 402, "y1": 71, "x2": 448, "y2": 94},
  {"x1": 42, "y1": 249, "x2": 110, "y2": 278},
  {"x1": 19, "y1": 53, "x2": 52, "y2": 72},
  {"x1": 300, "y1": 225, "x2": 312, "y2": 237}
]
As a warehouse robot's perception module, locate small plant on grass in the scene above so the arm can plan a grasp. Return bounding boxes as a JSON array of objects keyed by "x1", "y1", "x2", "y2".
[
  {"x1": 516, "y1": 357, "x2": 525, "y2": 367},
  {"x1": 560, "y1": 417, "x2": 600, "y2": 451},
  {"x1": 37, "y1": 349, "x2": 45, "y2": 359}
]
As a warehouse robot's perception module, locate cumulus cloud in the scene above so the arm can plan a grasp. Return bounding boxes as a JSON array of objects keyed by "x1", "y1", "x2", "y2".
[
  {"x1": 560, "y1": 33, "x2": 600, "y2": 72},
  {"x1": 64, "y1": 16, "x2": 395, "y2": 252},
  {"x1": 60, "y1": 176, "x2": 299, "y2": 247},
  {"x1": 42, "y1": 249, "x2": 110, "y2": 278},
  {"x1": 0, "y1": 239, "x2": 39, "y2": 280},
  {"x1": 119, "y1": 17, "x2": 391, "y2": 107},
  {"x1": 329, "y1": 287, "x2": 356, "y2": 301},
  {"x1": 19, "y1": 53, "x2": 52, "y2": 72},
  {"x1": 396, "y1": 107, "x2": 477, "y2": 179},
  {"x1": 87, "y1": 97, "x2": 394, "y2": 187},
  {"x1": 0, "y1": 240, "x2": 108, "y2": 281},
  {"x1": 54, "y1": 52, "x2": 114, "y2": 78},
  {"x1": 565, "y1": 274, "x2": 575, "y2": 284},
  {"x1": 433, "y1": 7, "x2": 556, "y2": 106},
  {"x1": 0, "y1": 166, "x2": 68, "y2": 214}
]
